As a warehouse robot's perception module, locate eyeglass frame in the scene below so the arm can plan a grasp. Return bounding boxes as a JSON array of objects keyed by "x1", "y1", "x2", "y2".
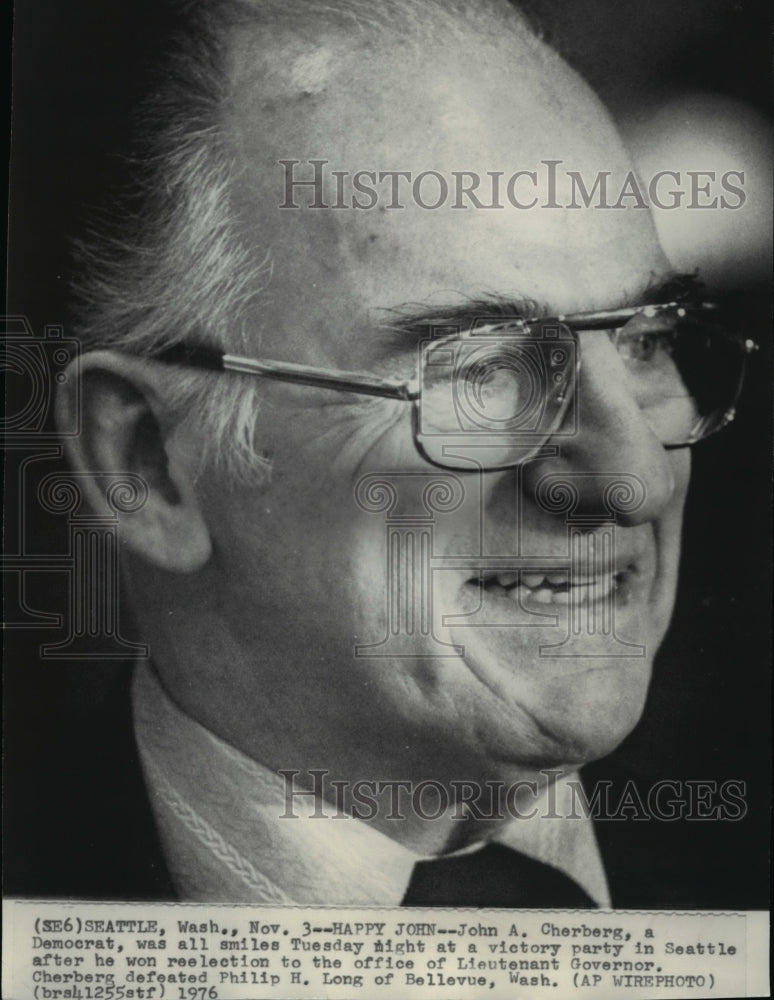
[{"x1": 152, "y1": 299, "x2": 758, "y2": 468}]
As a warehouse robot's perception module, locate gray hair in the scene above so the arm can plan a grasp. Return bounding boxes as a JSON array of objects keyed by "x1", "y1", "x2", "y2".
[
  {"x1": 73, "y1": 2, "x2": 272, "y2": 482},
  {"x1": 72, "y1": 0, "x2": 537, "y2": 483}
]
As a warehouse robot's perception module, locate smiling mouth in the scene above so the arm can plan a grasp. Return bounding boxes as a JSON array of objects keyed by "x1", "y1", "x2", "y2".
[{"x1": 469, "y1": 566, "x2": 636, "y2": 607}]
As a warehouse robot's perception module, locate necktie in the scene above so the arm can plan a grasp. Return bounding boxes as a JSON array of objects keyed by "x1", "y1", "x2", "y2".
[{"x1": 401, "y1": 842, "x2": 596, "y2": 907}]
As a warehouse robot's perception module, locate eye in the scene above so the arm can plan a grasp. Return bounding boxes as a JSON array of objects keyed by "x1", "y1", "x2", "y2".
[
  {"x1": 613, "y1": 314, "x2": 678, "y2": 369},
  {"x1": 622, "y1": 329, "x2": 675, "y2": 363}
]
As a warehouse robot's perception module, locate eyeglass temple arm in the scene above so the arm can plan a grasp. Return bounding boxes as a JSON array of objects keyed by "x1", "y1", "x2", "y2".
[
  {"x1": 154, "y1": 343, "x2": 419, "y2": 400},
  {"x1": 559, "y1": 306, "x2": 758, "y2": 353},
  {"x1": 554, "y1": 301, "x2": 718, "y2": 330}
]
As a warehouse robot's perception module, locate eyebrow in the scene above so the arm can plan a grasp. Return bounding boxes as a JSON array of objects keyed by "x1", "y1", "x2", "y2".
[
  {"x1": 371, "y1": 295, "x2": 548, "y2": 357},
  {"x1": 373, "y1": 271, "x2": 703, "y2": 350},
  {"x1": 639, "y1": 271, "x2": 704, "y2": 306}
]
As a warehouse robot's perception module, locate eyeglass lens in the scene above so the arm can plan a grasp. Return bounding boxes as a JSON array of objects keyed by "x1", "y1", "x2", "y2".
[
  {"x1": 415, "y1": 310, "x2": 745, "y2": 470},
  {"x1": 614, "y1": 309, "x2": 745, "y2": 445}
]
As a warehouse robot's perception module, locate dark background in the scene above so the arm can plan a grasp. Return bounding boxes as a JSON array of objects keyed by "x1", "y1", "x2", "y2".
[{"x1": 5, "y1": 0, "x2": 771, "y2": 905}]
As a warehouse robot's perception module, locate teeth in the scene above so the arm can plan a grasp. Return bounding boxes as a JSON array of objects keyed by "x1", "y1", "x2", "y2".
[
  {"x1": 483, "y1": 569, "x2": 625, "y2": 603},
  {"x1": 492, "y1": 571, "x2": 568, "y2": 589},
  {"x1": 495, "y1": 573, "x2": 618, "y2": 606}
]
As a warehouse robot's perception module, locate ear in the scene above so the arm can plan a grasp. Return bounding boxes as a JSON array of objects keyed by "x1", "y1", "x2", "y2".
[{"x1": 56, "y1": 350, "x2": 212, "y2": 573}]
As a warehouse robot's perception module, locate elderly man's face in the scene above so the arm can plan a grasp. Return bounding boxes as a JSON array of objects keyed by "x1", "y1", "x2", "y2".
[{"x1": 188, "y1": 19, "x2": 688, "y2": 790}]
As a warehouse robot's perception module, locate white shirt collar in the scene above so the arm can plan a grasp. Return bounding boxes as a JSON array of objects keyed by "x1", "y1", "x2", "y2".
[{"x1": 133, "y1": 661, "x2": 610, "y2": 906}]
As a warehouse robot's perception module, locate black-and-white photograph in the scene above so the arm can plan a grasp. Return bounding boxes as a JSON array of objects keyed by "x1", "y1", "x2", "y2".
[{"x1": 4, "y1": 1, "x2": 771, "y2": 997}]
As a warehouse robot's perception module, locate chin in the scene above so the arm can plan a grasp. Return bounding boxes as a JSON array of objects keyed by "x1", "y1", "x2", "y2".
[
  {"x1": 546, "y1": 668, "x2": 652, "y2": 766},
  {"x1": 477, "y1": 653, "x2": 655, "y2": 774}
]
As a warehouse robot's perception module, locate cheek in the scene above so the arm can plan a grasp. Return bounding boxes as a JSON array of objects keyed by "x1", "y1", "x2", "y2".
[
  {"x1": 216, "y1": 437, "x2": 404, "y2": 621},
  {"x1": 274, "y1": 398, "x2": 416, "y2": 481},
  {"x1": 246, "y1": 399, "x2": 421, "y2": 560},
  {"x1": 669, "y1": 447, "x2": 692, "y2": 502},
  {"x1": 662, "y1": 447, "x2": 691, "y2": 545},
  {"x1": 647, "y1": 448, "x2": 691, "y2": 636}
]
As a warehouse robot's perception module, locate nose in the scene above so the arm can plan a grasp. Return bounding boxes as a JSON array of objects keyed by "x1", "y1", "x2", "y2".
[{"x1": 523, "y1": 332, "x2": 677, "y2": 525}]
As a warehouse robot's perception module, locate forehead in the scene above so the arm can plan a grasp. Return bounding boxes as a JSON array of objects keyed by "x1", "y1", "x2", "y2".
[{"x1": 225, "y1": 11, "x2": 668, "y2": 363}]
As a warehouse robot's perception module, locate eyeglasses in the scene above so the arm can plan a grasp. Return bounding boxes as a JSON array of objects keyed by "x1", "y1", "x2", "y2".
[{"x1": 153, "y1": 301, "x2": 757, "y2": 471}]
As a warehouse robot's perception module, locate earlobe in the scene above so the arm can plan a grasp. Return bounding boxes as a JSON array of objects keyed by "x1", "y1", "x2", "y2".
[{"x1": 56, "y1": 350, "x2": 212, "y2": 573}]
